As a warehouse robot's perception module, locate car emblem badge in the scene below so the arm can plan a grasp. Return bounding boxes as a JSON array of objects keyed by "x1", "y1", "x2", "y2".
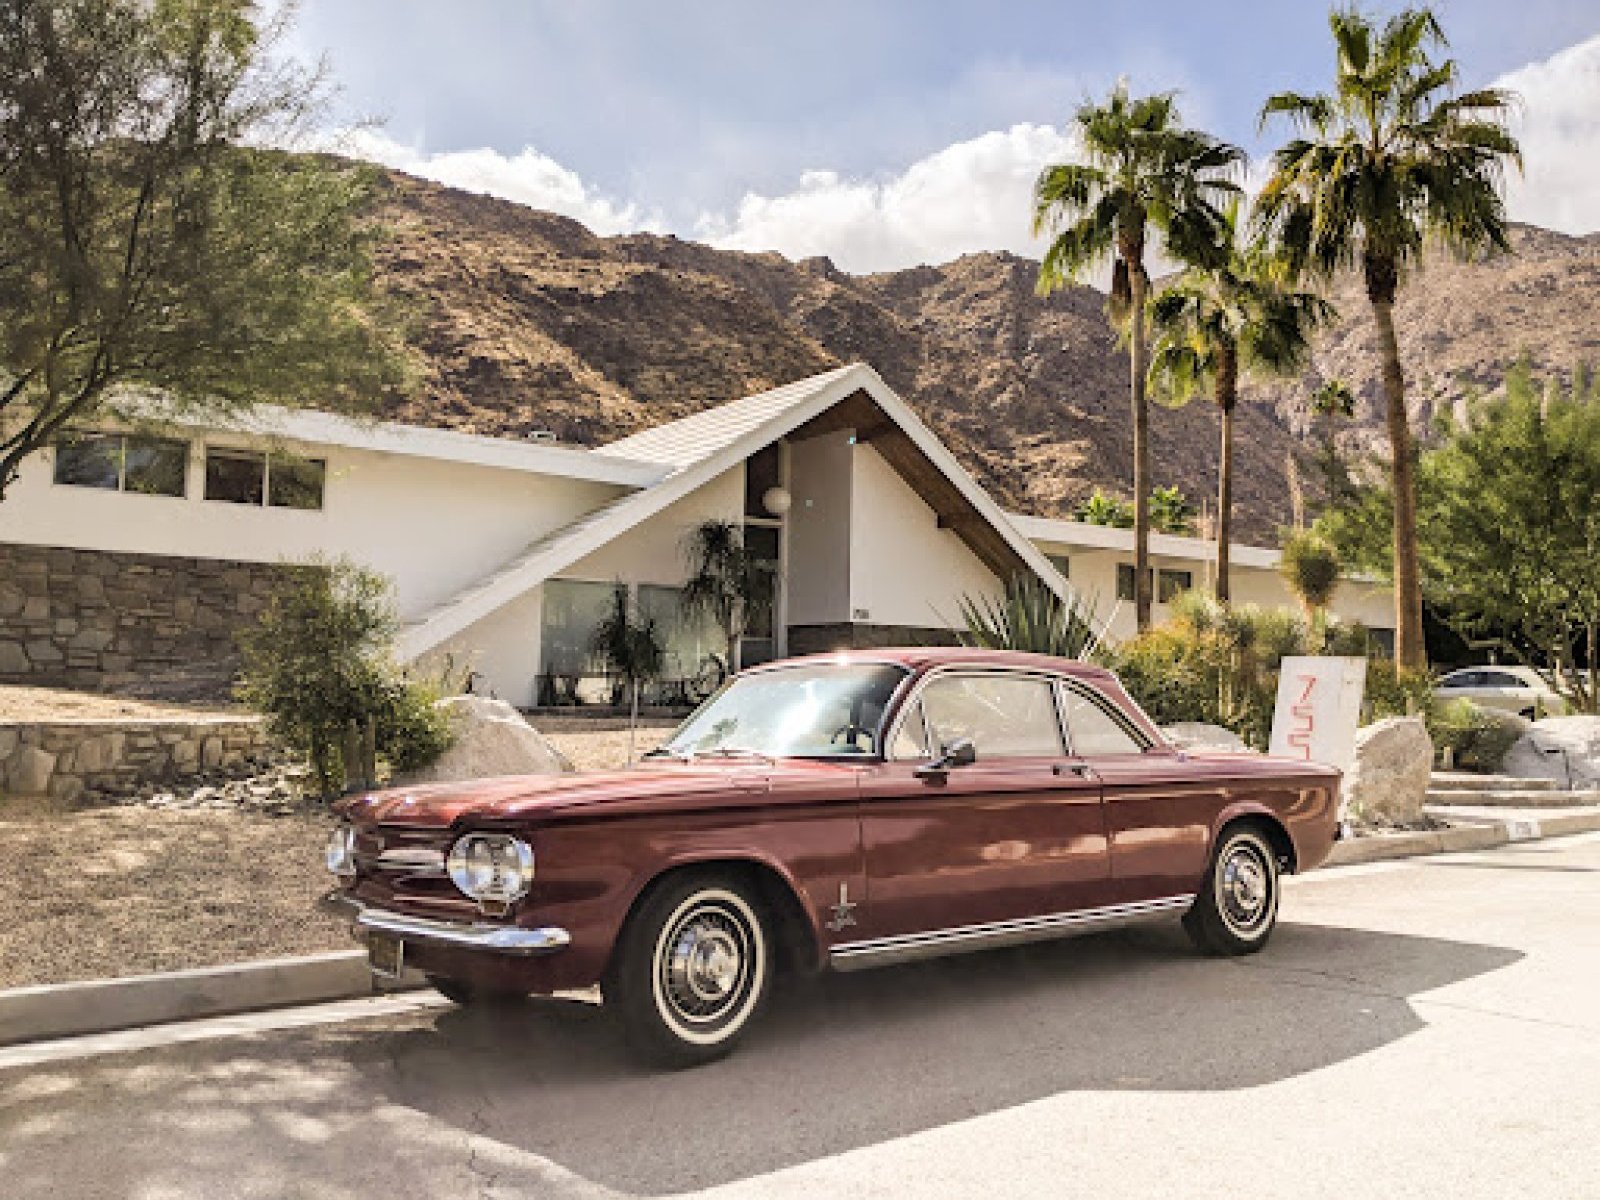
[{"x1": 826, "y1": 882, "x2": 858, "y2": 931}]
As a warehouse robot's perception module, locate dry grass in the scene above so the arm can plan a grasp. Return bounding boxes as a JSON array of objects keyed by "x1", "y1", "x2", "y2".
[
  {"x1": 0, "y1": 807, "x2": 345, "y2": 988},
  {"x1": 0, "y1": 685, "x2": 232, "y2": 722}
]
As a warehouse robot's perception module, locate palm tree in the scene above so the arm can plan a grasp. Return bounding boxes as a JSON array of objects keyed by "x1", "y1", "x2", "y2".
[
  {"x1": 1255, "y1": 7, "x2": 1520, "y2": 668},
  {"x1": 589, "y1": 584, "x2": 665, "y2": 763},
  {"x1": 1034, "y1": 83, "x2": 1242, "y2": 631},
  {"x1": 1149, "y1": 201, "x2": 1334, "y2": 602}
]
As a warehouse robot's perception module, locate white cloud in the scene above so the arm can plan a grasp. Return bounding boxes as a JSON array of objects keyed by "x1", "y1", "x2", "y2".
[
  {"x1": 341, "y1": 129, "x2": 667, "y2": 236},
  {"x1": 695, "y1": 123, "x2": 1082, "y2": 273},
  {"x1": 1495, "y1": 35, "x2": 1600, "y2": 235}
]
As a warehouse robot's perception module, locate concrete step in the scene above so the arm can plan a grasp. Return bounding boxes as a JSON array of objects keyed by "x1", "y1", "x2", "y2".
[
  {"x1": 1428, "y1": 773, "x2": 1562, "y2": 793},
  {"x1": 1424, "y1": 788, "x2": 1600, "y2": 809}
]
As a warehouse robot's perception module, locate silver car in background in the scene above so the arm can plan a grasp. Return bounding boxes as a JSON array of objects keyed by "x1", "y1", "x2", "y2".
[{"x1": 1436, "y1": 666, "x2": 1568, "y2": 719}]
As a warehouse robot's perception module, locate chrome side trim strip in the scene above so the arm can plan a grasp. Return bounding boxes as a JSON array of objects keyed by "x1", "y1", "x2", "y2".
[{"x1": 828, "y1": 894, "x2": 1195, "y2": 971}]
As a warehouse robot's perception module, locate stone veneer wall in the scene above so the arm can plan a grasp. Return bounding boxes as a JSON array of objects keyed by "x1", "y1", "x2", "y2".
[
  {"x1": 0, "y1": 543, "x2": 307, "y2": 703},
  {"x1": 0, "y1": 716, "x2": 270, "y2": 807}
]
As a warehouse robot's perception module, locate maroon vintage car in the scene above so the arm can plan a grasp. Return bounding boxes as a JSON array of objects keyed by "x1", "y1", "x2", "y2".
[{"x1": 324, "y1": 648, "x2": 1341, "y2": 1066}]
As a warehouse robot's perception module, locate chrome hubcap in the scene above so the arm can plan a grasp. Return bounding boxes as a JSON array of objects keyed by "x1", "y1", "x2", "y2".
[
  {"x1": 660, "y1": 904, "x2": 751, "y2": 1024},
  {"x1": 1218, "y1": 841, "x2": 1273, "y2": 934}
]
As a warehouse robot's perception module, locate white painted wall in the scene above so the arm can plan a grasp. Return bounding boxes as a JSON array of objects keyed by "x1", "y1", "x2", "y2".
[
  {"x1": 785, "y1": 432, "x2": 853, "y2": 626},
  {"x1": 565, "y1": 466, "x2": 744, "y2": 585},
  {"x1": 848, "y1": 445, "x2": 999, "y2": 629},
  {"x1": 1030, "y1": 536, "x2": 1397, "y2": 645},
  {"x1": 426, "y1": 586, "x2": 545, "y2": 707},
  {"x1": 0, "y1": 435, "x2": 626, "y2": 619}
]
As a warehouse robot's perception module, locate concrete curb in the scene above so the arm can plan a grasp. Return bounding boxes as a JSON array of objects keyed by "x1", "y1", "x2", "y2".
[
  {"x1": 0, "y1": 950, "x2": 422, "y2": 1047},
  {"x1": 1327, "y1": 808, "x2": 1600, "y2": 867}
]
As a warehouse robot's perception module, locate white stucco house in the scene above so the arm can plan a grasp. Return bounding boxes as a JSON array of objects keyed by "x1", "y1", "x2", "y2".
[{"x1": 0, "y1": 363, "x2": 1395, "y2": 705}]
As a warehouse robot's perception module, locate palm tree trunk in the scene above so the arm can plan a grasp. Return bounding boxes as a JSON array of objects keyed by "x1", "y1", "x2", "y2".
[
  {"x1": 1371, "y1": 297, "x2": 1426, "y2": 669},
  {"x1": 1129, "y1": 264, "x2": 1153, "y2": 631},
  {"x1": 627, "y1": 680, "x2": 640, "y2": 764},
  {"x1": 1214, "y1": 357, "x2": 1237, "y2": 605}
]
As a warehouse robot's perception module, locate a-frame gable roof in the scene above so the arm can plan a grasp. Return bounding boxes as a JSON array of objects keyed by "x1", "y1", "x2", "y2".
[{"x1": 398, "y1": 363, "x2": 1070, "y2": 660}]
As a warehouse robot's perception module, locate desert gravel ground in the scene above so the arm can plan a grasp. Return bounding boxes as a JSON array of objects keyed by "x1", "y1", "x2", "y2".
[
  {"x1": 0, "y1": 719, "x2": 679, "y2": 988},
  {"x1": 0, "y1": 684, "x2": 225, "y2": 721},
  {"x1": 0, "y1": 807, "x2": 341, "y2": 988}
]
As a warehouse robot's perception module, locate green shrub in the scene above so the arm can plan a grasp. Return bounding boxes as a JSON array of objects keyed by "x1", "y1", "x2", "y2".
[
  {"x1": 1108, "y1": 601, "x2": 1308, "y2": 749},
  {"x1": 1427, "y1": 698, "x2": 1524, "y2": 772},
  {"x1": 1364, "y1": 659, "x2": 1435, "y2": 721},
  {"x1": 238, "y1": 558, "x2": 456, "y2": 797},
  {"x1": 1279, "y1": 528, "x2": 1341, "y2": 617},
  {"x1": 956, "y1": 575, "x2": 1103, "y2": 660}
]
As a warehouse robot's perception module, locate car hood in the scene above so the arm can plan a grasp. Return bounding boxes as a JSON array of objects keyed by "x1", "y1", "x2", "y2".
[{"x1": 338, "y1": 758, "x2": 856, "y2": 828}]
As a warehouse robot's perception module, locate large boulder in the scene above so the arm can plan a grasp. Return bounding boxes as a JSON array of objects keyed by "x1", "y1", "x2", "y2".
[
  {"x1": 1345, "y1": 716, "x2": 1433, "y2": 825},
  {"x1": 396, "y1": 695, "x2": 571, "y2": 785},
  {"x1": 1162, "y1": 723, "x2": 1252, "y2": 753},
  {"x1": 1503, "y1": 716, "x2": 1600, "y2": 789}
]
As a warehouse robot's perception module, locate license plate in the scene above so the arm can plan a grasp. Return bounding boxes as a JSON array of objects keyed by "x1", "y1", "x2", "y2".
[{"x1": 368, "y1": 933, "x2": 405, "y2": 979}]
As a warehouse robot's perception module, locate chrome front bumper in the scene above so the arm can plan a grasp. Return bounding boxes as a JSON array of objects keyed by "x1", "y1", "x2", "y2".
[{"x1": 321, "y1": 890, "x2": 571, "y2": 957}]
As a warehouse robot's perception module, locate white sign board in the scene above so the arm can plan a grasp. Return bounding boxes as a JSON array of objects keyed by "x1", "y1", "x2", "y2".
[{"x1": 1268, "y1": 656, "x2": 1367, "y2": 771}]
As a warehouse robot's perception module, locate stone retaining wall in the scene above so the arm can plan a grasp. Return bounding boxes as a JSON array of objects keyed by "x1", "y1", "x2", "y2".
[
  {"x1": 0, "y1": 716, "x2": 270, "y2": 807},
  {"x1": 0, "y1": 543, "x2": 308, "y2": 703}
]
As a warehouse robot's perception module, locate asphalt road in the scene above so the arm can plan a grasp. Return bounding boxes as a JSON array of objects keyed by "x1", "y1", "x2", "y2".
[{"x1": 3, "y1": 833, "x2": 1599, "y2": 1200}]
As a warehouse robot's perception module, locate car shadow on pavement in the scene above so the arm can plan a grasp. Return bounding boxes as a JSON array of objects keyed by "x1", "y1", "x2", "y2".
[
  {"x1": 0, "y1": 920, "x2": 1525, "y2": 1200},
  {"x1": 360, "y1": 918, "x2": 1522, "y2": 1195}
]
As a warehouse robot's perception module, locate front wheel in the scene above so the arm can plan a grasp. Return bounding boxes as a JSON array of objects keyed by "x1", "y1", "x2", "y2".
[
  {"x1": 1184, "y1": 825, "x2": 1281, "y2": 956},
  {"x1": 604, "y1": 874, "x2": 772, "y2": 1068}
]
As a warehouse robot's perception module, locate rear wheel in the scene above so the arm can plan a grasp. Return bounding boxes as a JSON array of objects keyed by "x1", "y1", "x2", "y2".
[
  {"x1": 1184, "y1": 825, "x2": 1280, "y2": 956},
  {"x1": 604, "y1": 873, "x2": 772, "y2": 1068}
]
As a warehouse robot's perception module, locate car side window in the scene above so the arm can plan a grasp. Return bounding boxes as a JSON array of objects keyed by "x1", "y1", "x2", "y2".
[
  {"x1": 890, "y1": 699, "x2": 929, "y2": 760},
  {"x1": 919, "y1": 674, "x2": 1064, "y2": 759},
  {"x1": 1060, "y1": 686, "x2": 1143, "y2": 756},
  {"x1": 1482, "y1": 671, "x2": 1522, "y2": 688}
]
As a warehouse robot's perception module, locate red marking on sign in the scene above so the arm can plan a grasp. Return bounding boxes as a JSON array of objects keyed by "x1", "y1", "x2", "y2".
[{"x1": 1287, "y1": 675, "x2": 1317, "y2": 760}]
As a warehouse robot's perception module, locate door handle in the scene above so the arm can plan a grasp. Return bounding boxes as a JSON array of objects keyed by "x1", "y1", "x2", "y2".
[{"x1": 1054, "y1": 762, "x2": 1093, "y2": 778}]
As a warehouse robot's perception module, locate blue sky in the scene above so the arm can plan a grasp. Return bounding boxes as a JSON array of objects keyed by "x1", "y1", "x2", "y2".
[{"x1": 284, "y1": 1, "x2": 1600, "y2": 270}]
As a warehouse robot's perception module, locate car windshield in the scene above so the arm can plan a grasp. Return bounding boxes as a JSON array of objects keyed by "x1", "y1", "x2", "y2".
[{"x1": 654, "y1": 663, "x2": 908, "y2": 760}]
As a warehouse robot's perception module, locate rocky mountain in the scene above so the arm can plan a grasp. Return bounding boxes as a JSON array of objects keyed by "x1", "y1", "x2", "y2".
[{"x1": 367, "y1": 170, "x2": 1600, "y2": 544}]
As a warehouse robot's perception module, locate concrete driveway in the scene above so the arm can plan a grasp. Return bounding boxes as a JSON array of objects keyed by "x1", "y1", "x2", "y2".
[{"x1": 3, "y1": 833, "x2": 1598, "y2": 1199}]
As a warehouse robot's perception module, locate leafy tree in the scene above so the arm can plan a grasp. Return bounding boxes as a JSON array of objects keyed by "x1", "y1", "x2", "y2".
[
  {"x1": 1034, "y1": 83, "x2": 1242, "y2": 631},
  {"x1": 679, "y1": 519, "x2": 775, "y2": 671},
  {"x1": 1256, "y1": 6, "x2": 1521, "y2": 668},
  {"x1": 1420, "y1": 372, "x2": 1600, "y2": 711},
  {"x1": 0, "y1": 0, "x2": 405, "y2": 500},
  {"x1": 589, "y1": 584, "x2": 665, "y2": 762},
  {"x1": 1075, "y1": 488, "x2": 1135, "y2": 528},
  {"x1": 1149, "y1": 201, "x2": 1334, "y2": 598},
  {"x1": 956, "y1": 575, "x2": 1103, "y2": 661},
  {"x1": 238, "y1": 559, "x2": 452, "y2": 798},
  {"x1": 1319, "y1": 364, "x2": 1600, "y2": 711}
]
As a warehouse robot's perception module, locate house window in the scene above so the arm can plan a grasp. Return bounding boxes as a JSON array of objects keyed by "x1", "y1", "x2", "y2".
[
  {"x1": 269, "y1": 456, "x2": 326, "y2": 510},
  {"x1": 1157, "y1": 569, "x2": 1193, "y2": 603},
  {"x1": 54, "y1": 433, "x2": 188, "y2": 497},
  {"x1": 203, "y1": 447, "x2": 326, "y2": 510},
  {"x1": 205, "y1": 449, "x2": 266, "y2": 505},
  {"x1": 1116, "y1": 563, "x2": 1140, "y2": 602}
]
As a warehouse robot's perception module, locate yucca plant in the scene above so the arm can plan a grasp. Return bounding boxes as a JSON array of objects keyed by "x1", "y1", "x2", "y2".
[{"x1": 956, "y1": 576, "x2": 1104, "y2": 661}]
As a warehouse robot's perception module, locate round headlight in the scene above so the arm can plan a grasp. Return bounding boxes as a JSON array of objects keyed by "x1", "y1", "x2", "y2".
[
  {"x1": 447, "y1": 833, "x2": 535, "y2": 908},
  {"x1": 325, "y1": 824, "x2": 358, "y2": 879}
]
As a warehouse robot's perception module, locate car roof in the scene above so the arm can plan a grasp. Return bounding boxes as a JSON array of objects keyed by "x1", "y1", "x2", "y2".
[{"x1": 757, "y1": 645, "x2": 1120, "y2": 683}]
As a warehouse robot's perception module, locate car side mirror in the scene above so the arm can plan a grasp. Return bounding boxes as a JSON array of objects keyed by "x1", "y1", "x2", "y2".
[{"x1": 914, "y1": 736, "x2": 976, "y2": 782}]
